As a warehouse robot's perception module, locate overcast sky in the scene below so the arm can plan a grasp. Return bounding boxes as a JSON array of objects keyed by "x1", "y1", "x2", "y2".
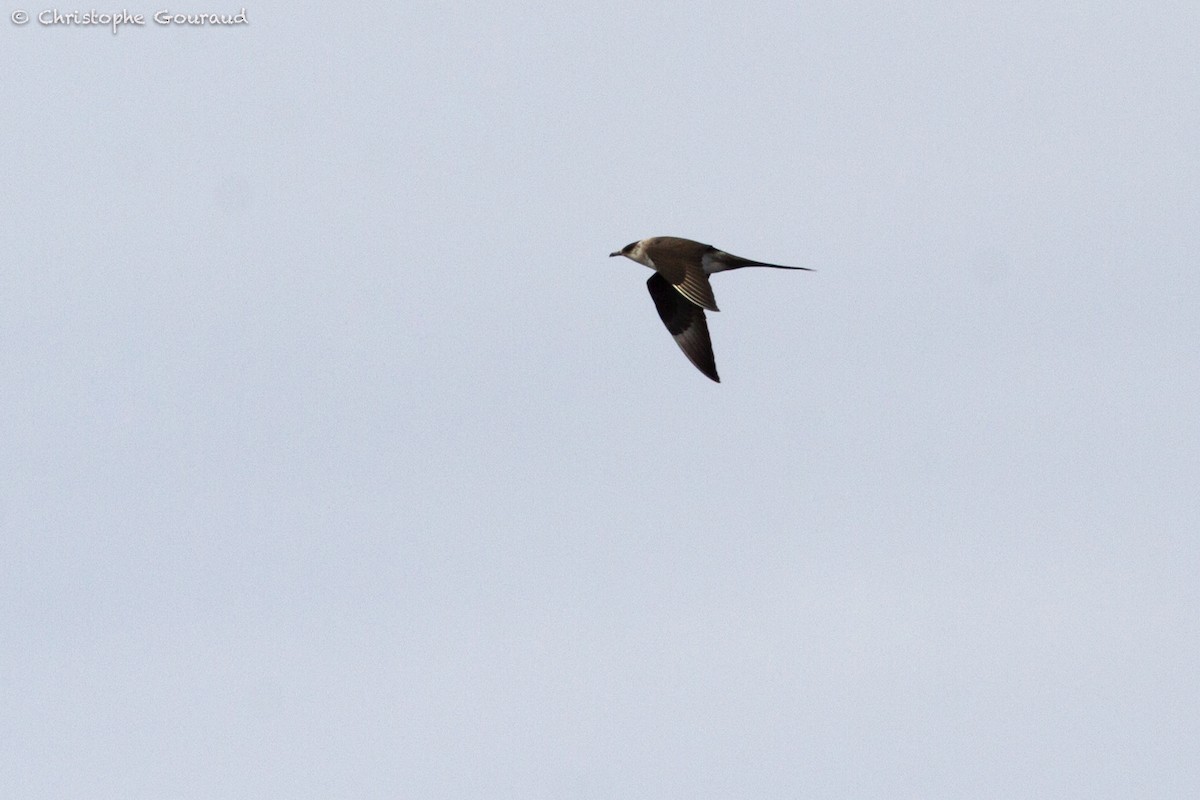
[{"x1": 2, "y1": 2, "x2": 1198, "y2": 797}]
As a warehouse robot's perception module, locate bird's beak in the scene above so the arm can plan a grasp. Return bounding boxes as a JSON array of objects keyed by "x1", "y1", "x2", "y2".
[{"x1": 609, "y1": 251, "x2": 621, "y2": 257}]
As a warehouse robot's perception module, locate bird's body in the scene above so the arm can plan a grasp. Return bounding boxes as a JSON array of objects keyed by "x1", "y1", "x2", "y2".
[{"x1": 609, "y1": 236, "x2": 811, "y2": 382}]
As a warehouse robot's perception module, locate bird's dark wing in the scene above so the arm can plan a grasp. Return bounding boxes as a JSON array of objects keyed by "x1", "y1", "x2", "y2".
[
  {"x1": 647, "y1": 272, "x2": 719, "y2": 382},
  {"x1": 646, "y1": 241, "x2": 720, "y2": 312}
]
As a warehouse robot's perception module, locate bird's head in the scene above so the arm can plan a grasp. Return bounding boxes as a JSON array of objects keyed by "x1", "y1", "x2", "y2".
[{"x1": 609, "y1": 240, "x2": 646, "y2": 263}]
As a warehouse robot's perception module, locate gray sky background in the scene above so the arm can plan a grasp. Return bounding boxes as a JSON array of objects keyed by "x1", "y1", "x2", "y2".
[{"x1": 2, "y1": 2, "x2": 1198, "y2": 797}]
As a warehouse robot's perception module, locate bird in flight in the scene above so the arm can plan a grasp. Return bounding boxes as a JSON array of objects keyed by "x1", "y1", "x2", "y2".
[{"x1": 609, "y1": 236, "x2": 812, "y2": 382}]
